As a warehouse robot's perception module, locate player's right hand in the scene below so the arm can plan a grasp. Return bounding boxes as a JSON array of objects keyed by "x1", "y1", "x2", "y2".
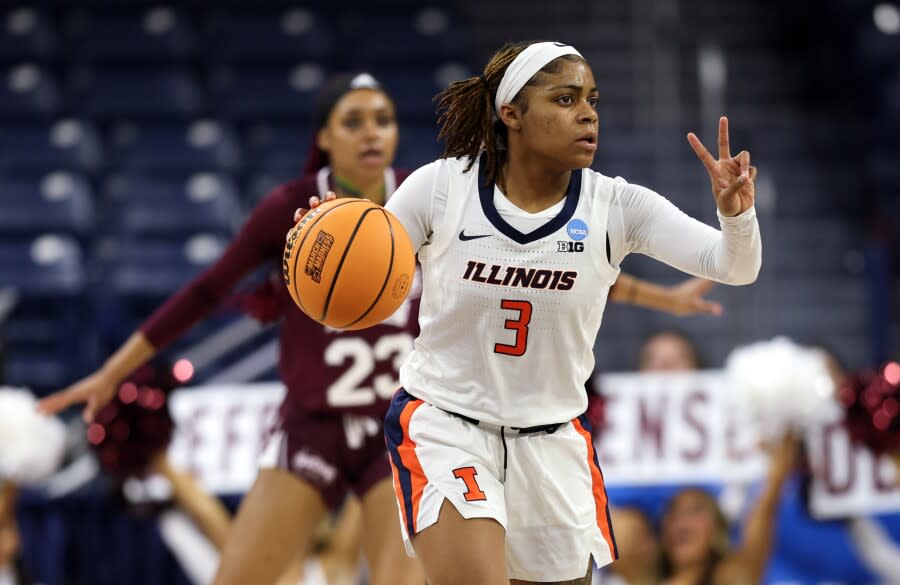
[
  {"x1": 290, "y1": 191, "x2": 337, "y2": 227},
  {"x1": 37, "y1": 370, "x2": 119, "y2": 423}
]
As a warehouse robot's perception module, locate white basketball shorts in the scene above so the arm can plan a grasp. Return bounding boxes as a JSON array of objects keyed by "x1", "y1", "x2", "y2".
[{"x1": 384, "y1": 388, "x2": 618, "y2": 582}]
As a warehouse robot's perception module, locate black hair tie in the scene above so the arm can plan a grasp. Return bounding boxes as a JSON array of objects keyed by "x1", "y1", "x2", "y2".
[{"x1": 478, "y1": 74, "x2": 490, "y2": 92}]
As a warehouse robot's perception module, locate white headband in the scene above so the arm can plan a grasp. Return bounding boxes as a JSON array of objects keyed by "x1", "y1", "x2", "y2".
[{"x1": 494, "y1": 42, "x2": 583, "y2": 113}]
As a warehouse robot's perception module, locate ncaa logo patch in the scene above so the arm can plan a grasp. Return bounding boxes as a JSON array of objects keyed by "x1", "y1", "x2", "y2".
[{"x1": 566, "y1": 219, "x2": 589, "y2": 241}]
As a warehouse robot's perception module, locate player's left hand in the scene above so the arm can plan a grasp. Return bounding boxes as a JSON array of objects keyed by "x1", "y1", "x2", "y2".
[
  {"x1": 687, "y1": 117, "x2": 757, "y2": 217},
  {"x1": 666, "y1": 277, "x2": 723, "y2": 317}
]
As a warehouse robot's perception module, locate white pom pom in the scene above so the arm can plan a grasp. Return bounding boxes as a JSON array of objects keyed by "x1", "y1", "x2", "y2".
[
  {"x1": 0, "y1": 387, "x2": 67, "y2": 485},
  {"x1": 726, "y1": 337, "x2": 837, "y2": 439}
]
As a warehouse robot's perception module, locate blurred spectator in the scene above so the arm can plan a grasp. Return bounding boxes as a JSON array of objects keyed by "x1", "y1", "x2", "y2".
[
  {"x1": 604, "y1": 506, "x2": 661, "y2": 585},
  {"x1": 638, "y1": 329, "x2": 704, "y2": 372},
  {"x1": 660, "y1": 433, "x2": 799, "y2": 585}
]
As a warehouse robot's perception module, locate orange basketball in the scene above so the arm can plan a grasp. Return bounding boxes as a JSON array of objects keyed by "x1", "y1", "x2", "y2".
[{"x1": 282, "y1": 198, "x2": 415, "y2": 330}]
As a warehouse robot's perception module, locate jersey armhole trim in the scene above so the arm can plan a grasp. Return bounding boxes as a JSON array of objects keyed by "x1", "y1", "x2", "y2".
[{"x1": 425, "y1": 159, "x2": 467, "y2": 258}]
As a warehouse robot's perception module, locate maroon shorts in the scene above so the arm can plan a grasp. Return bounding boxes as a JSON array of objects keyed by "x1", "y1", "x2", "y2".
[{"x1": 258, "y1": 413, "x2": 391, "y2": 510}]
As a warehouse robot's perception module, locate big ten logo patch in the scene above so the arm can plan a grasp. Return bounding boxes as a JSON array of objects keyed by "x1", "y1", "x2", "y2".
[
  {"x1": 557, "y1": 241, "x2": 584, "y2": 253},
  {"x1": 305, "y1": 230, "x2": 334, "y2": 283}
]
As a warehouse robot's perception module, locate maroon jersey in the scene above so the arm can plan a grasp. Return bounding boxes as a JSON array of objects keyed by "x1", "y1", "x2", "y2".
[{"x1": 140, "y1": 168, "x2": 418, "y2": 424}]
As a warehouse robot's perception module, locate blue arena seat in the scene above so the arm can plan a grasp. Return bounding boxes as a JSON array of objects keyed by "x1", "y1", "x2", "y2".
[
  {"x1": 96, "y1": 233, "x2": 227, "y2": 299},
  {"x1": 0, "y1": 7, "x2": 56, "y2": 61},
  {"x1": 377, "y1": 65, "x2": 471, "y2": 120},
  {"x1": 72, "y1": 68, "x2": 202, "y2": 119},
  {"x1": 395, "y1": 124, "x2": 442, "y2": 170},
  {"x1": 0, "y1": 236, "x2": 91, "y2": 391},
  {"x1": 204, "y1": 9, "x2": 334, "y2": 63},
  {"x1": 103, "y1": 172, "x2": 242, "y2": 237},
  {"x1": 339, "y1": 7, "x2": 465, "y2": 66},
  {"x1": 0, "y1": 234, "x2": 85, "y2": 295},
  {"x1": 0, "y1": 63, "x2": 59, "y2": 117},
  {"x1": 64, "y1": 6, "x2": 193, "y2": 62},
  {"x1": 0, "y1": 119, "x2": 103, "y2": 172},
  {"x1": 0, "y1": 172, "x2": 94, "y2": 237},
  {"x1": 108, "y1": 120, "x2": 242, "y2": 172},
  {"x1": 243, "y1": 122, "x2": 312, "y2": 172},
  {"x1": 245, "y1": 170, "x2": 293, "y2": 206},
  {"x1": 90, "y1": 230, "x2": 240, "y2": 357},
  {"x1": 210, "y1": 63, "x2": 326, "y2": 121}
]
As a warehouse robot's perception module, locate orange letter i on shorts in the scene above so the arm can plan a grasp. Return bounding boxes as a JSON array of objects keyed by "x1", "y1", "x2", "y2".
[{"x1": 453, "y1": 466, "x2": 487, "y2": 501}]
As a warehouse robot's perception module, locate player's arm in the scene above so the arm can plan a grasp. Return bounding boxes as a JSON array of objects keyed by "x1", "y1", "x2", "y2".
[
  {"x1": 716, "y1": 432, "x2": 798, "y2": 584},
  {"x1": 615, "y1": 118, "x2": 761, "y2": 286},
  {"x1": 609, "y1": 274, "x2": 722, "y2": 317},
  {"x1": 155, "y1": 454, "x2": 232, "y2": 550},
  {"x1": 38, "y1": 188, "x2": 296, "y2": 421},
  {"x1": 384, "y1": 162, "x2": 441, "y2": 252}
]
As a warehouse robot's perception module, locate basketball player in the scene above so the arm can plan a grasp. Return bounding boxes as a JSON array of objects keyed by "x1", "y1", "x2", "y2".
[
  {"x1": 41, "y1": 69, "x2": 723, "y2": 584},
  {"x1": 38, "y1": 73, "x2": 425, "y2": 585},
  {"x1": 376, "y1": 41, "x2": 761, "y2": 584}
]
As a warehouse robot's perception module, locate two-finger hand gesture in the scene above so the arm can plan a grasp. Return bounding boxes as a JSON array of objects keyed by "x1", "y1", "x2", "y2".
[{"x1": 688, "y1": 117, "x2": 757, "y2": 217}]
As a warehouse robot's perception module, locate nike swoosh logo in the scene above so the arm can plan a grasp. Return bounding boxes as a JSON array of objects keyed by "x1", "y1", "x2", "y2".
[{"x1": 458, "y1": 230, "x2": 491, "y2": 241}]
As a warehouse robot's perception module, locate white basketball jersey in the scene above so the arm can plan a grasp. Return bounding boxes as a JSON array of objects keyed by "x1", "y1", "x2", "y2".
[{"x1": 400, "y1": 156, "x2": 621, "y2": 427}]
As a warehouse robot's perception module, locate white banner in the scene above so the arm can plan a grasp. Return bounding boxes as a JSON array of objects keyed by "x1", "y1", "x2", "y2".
[
  {"x1": 163, "y1": 374, "x2": 900, "y2": 518},
  {"x1": 806, "y1": 417, "x2": 900, "y2": 519},
  {"x1": 167, "y1": 382, "x2": 285, "y2": 494},
  {"x1": 594, "y1": 371, "x2": 767, "y2": 485}
]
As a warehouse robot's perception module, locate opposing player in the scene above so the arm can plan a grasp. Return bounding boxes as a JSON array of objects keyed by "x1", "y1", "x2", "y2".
[
  {"x1": 38, "y1": 73, "x2": 425, "y2": 585},
  {"x1": 376, "y1": 41, "x2": 761, "y2": 584}
]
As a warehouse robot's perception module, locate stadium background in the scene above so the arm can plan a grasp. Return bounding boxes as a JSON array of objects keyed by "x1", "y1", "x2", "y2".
[{"x1": 0, "y1": 0, "x2": 897, "y2": 583}]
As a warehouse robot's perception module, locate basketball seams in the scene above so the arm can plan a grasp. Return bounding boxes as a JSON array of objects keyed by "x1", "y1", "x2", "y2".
[
  {"x1": 340, "y1": 208, "x2": 396, "y2": 329},
  {"x1": 320, "y1": 207, "x2": 381, "y2": 322},
  {"x1": 287, "y1": 199, "x2": 369, "y2": 317}
]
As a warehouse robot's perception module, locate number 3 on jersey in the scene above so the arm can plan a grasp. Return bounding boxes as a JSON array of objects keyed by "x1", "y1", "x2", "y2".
[{"x1": 494, "y1": 299, "x2": 532, "y2": 357}]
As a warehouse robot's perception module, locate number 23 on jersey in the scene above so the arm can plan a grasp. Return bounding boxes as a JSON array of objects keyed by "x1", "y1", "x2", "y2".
[{"x1": 325, "y1": 333, "x2": 414, "y2": 407}]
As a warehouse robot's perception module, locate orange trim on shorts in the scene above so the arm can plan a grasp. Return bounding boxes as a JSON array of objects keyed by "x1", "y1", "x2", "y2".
[
  {"x1": 389, "y1": 398, "x2": 426, "y2": 534},
  {"x1": 572, "y1": 417, "x2": 617, "y2": 560}
]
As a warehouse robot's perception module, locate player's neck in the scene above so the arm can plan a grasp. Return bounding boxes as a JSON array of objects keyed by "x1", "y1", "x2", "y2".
[
  {"x1": 331, "y1": 170, "x2": 386, "y2": 204},
  {"x1": 497, "y1": 151, "x2": 570, "y2": 213}
]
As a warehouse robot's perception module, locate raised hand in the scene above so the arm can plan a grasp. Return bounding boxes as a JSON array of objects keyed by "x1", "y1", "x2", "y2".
[{"x1": 687, "y1": 117, "x2": 757, "y2": 217}]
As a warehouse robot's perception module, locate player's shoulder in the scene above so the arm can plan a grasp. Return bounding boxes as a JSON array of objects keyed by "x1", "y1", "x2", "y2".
[
  {"x1": 410, "y1": 155, "x2": 476, "y2": 178},
  {"x1": 579, "y1": 167, "x2": 631, "y2": 204},
  {"x1": 581, "y1": 167, "x2": 628, "y2": 188}
]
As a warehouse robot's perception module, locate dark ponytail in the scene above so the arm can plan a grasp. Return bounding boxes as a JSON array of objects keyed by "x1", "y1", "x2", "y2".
[{"x1": 436, "y1": 41, "x2": 530, "y2": 187}]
